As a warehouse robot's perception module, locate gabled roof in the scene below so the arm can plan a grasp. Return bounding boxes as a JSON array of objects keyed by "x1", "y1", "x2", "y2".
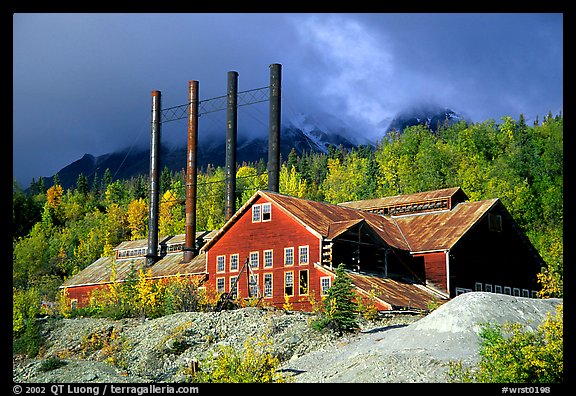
[
  {"x1": 395, "y1": 198, "x2": 499, "y2": 253},
  {"x1": 315, "y1": 264, "x2": 445, "y2": 310},
  {"x1": 202, "y1": 190, "x2": 411, "y2": 251}
]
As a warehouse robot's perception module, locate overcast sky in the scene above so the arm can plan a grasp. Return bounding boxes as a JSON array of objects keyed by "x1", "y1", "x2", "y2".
[{"x1": 12, "y1": 13, "x2": 563, "y2": 187}]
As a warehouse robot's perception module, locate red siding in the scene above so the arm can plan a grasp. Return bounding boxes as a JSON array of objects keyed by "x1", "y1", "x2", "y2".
[
  {"x1": 415, "y1": 252, "x2": 447, "y2": 294},
  {"x1": 65, "y1": 284, "x2": 107, "y2": 308},
  {"x1": 205, "y1": 196, "x2": 323, "y2": 311}
]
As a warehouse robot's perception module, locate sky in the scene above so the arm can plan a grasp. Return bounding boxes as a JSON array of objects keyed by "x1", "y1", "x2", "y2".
[{"x1": 12, "y1": 13, "x2": 563, "y2": 187}]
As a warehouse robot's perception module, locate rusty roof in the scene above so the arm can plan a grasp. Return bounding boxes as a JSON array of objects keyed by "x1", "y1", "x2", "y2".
[
  {"x1": 315, "y1": 264, "x2": 445, "y2": 310},
  {"x1": 339, "y1": 187, "x2": 466, "y2": 211},
  {"x1": 348, "y1": 272, "x2": 445, "y2": 310},
  {"x1": 394, "y1": 198, "x2": 499, "y2": 252},
  {"x1": 203, "y1": 189, "x2": 497, "y2": 253},
  {"x1": 62, "y1": 252, "x2": 207, "y2": 288}
]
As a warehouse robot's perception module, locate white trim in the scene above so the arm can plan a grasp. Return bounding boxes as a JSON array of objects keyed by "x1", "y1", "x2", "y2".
[
  {"x1": 262, "y1": 202, "x2": 272, "y2": 222},
  {"x1": 445, "y1": 250, "x2": 451, "y2": 295}
]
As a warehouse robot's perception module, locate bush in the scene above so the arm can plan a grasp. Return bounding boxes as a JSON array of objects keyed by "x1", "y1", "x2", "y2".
[
  {"x1": 448, "y1": 304, "x2": 563, "y2": 383},
  {"x1": 39, "y1": 357, "x2": 67, "y2": 372},
  {"x1": 13, "y1": 287, "x2": 44, "y2": 357},
  {"x1": 184, "y1": 335, "x2": 286, "y2": 383}
]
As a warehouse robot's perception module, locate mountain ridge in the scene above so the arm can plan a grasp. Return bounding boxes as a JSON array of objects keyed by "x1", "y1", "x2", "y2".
[{"x1": 36, "y1": 105, "x2": 467, "y2": 190}]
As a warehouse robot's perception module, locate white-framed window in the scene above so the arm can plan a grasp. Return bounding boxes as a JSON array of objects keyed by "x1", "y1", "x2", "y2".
[
  {"x1": 299, "y1": 270, "x2": 309, "y2": 295},
  {"x1": 522, "y1": 289, "x2": 530, "y2": 298},
  {"x1": 299, "y1": 245, "x2": 309, "y2": 265},
  {"x1": 230, "y1": 253, "x2": 239, "y2": 272},
  {"x1": 455, "y1": 287, "x2": 472, "y2": 296},
  {"x1": 249, "y1": 274, "x2": 259, "y2": 297},
  {"x1": 230, "y1": 276, "x2": 238, "y2": 299},
  {"x1": 485, "y1": 284, "x2": 493, "y2": 293},
  {"x1": 320, "y1": 277, "x2": 331, "y2": 295},
  {"x1": 216, "y1": 255, "x2": 226, "y2": 273},
  {"x1": 70, "y1": 299, "x2": 78, "y2": 311},
  {"x1": 531, "y1": 290, "x2": 538, "y2": 298},
  {"x1": 264, "y1": 273, "x2": 273, "y2": 298},
  {"x1": 504, "y1": 286, "x2": 512, "y2": 295},
  {"x1": 216, "y1": 277, "x2": 225, "y2": 293},
  {"x1": 252, "y1": 204, "x2": 261, "y2": 223},
  {"x1": 262, "y1": 203, "x2": 272, "y2": 221},
  {"x1": 284, "y1": 247, "x2": 294, "y2": 266},
  {"x1": 285, "y1": 271, "x2": 294, "y2": 296},
  {"x1": 250, "y1": 251, "x2": 259, "y2": 269},
  {"x1": 495, "y1": 285, "x2": 503, "y2": 294},
  {"x1": 264, "y1": 249, "x2": 273, "y2": 268},
  {"x1": 475, "y1": 282, "x2": 483, "y2": 291},
  {"x1": 513, "y1": 288, "x2": 521, "y2": 297}
]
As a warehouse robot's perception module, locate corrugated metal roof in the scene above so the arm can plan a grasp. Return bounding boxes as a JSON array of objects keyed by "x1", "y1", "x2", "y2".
[
  {"x1": 338, "y1": 187, "x2": 465, "y2": 211},
  {"x1": 62, "y1": 251, "x2": 207, "y2": 288},
  {"x1": 394, "y1": 199, "x2": 499, "y2": 252},
  {"x1": 315, "y1": 264, "x2": 444, "y2": 310},
  {"x1": 262, "y1": 191, "x2": 410, "y2": 249},
  {"x1": 348, "y1": 272, "x2": 444, "y2": 310}
]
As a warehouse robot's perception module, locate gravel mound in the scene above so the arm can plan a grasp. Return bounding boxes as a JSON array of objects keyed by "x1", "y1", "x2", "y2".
[
  {"x1": 281, "y1": 292, "x2": 562, "y2": 382},
  {"x1": 13, "y1": 292, "x2": 562, "y2": 383}
]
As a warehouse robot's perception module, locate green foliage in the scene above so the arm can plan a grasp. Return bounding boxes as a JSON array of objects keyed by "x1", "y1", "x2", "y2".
[
  {"x1": 39, "y1": 356, "x2": 68, "y2": 372},
  {"x1": 185, "y1": 335, "x2": 286, "y2": 383},
  {"x1": 13, "y1": 287, "x2": 43, "y2": 357},
  {"x1": 12, "y1": 112, "x2": 564, "y2": 326},
  {"x1": 448, "y1": 304, "x2": 563, "y2": 383}
]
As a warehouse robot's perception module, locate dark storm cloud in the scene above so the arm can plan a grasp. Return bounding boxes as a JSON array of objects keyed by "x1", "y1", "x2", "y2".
[{"x1": 13, "y1": 13, "x2": 563, "y2": 187}]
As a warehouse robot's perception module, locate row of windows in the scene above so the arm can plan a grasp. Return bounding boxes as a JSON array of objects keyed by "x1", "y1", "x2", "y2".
[
  {"x1": 116, "y1": 248, "x2": 146, "y2": 259},
  {"x1": 216, "y1": 271, "x2": 333, "y2": 298},
  {"x1": 216, "y1": 246, "x2": 310, "y2": 272},
  {"x1": 116, "y1": 243, "x2": 184, "y2": 259},
  {"x1": 456, "y1": 283, "x2": 538, "y2": 298},
  {"x1": 252, "y1": 203, "x2": 272, "y2": 223}
]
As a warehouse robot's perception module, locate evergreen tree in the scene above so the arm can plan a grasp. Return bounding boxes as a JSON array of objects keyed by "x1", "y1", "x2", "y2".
[
  {"x1": 76, "y1": 173, "x2": 89, "y2": 196},
  {"x1": 37, "y1": 177, "x2": 46, "y2": 195},
  {"x1": 91, "y1": 171, "x2": 100, "y2": 197},
  {"x1": 53, "y1": 173, "x2": 61, "y2": 187},
  {"x1": 102, "y1": 168, "x2": 112, "y2": 191},
  {"x1": 324, "y1": 263, "x2": 359, "y2": 334},
  {"x1": 160, "y1": 165, "x2": 172, "y2": 195}
]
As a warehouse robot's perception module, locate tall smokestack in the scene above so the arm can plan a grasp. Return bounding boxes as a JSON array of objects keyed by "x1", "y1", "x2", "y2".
[
  {"x1": 268, "y1": 63, "x2": 282, "y2": 193},
  {"x1": 225, "y1": 71, "x2": 238, "y2": 221},
  {"x1": 183, "y1": 81, "x2": 199, "y2": 263},
  {"x1": 146, "y1": 90, "x2": 161, "y2": 267}
]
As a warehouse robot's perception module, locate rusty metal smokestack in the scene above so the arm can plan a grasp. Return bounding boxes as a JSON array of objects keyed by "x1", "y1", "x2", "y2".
[
  {"x1": 183, "y1": 81, "x2": 199, "y2": 263},
  {"x1": 268, "y1": 63, "x2": 282, "y2": 192},
  {"x1": 146, "y1": 90, "x2": 161, "y2": 267},
  {"x1": 225, "y1": 71, "x2": 238, "y2": 221}
]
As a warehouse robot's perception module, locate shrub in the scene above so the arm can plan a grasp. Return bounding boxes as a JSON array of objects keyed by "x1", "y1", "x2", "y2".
[
  {"x1": 13, "y1": 287, "x2": 43, "y2": 357},
  {"x1": 39, "y1": 357, "x2": 67, "y2": 372},
  {"x1": 185, "y1": 335, "x2": 286, "y2": 383}
]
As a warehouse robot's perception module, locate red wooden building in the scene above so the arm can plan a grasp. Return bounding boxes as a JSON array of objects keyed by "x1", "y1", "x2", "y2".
[{"x1": 61, "y1": 187, "x2": 543, "y2": 312}]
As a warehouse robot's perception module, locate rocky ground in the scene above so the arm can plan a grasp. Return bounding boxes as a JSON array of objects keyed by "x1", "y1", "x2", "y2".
[{"x1": 13, "y1": 292, "x2": 562, "y2": 383}]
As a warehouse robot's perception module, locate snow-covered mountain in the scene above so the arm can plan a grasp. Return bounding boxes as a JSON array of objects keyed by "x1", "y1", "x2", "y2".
[
  {"x1": 41, "y1": 104, "x2": 468, "y2": 190},
  {"x1": 385, "y1": 104, "x2": 469, "y2": 133}
]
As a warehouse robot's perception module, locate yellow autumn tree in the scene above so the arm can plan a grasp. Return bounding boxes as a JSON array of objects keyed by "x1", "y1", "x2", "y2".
[
  {"x1": 279, "y1": 164, "x2": 307, "y2": 198},
  {"x1": 159, "y1": 189, "x2": 184, "y2": 236},
  {"x1": 46, "y1": 184, "x2": 64, "y2": 208},
  {"x1": 127, "y1": 198, "x2": 148, "y2": 240}
]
